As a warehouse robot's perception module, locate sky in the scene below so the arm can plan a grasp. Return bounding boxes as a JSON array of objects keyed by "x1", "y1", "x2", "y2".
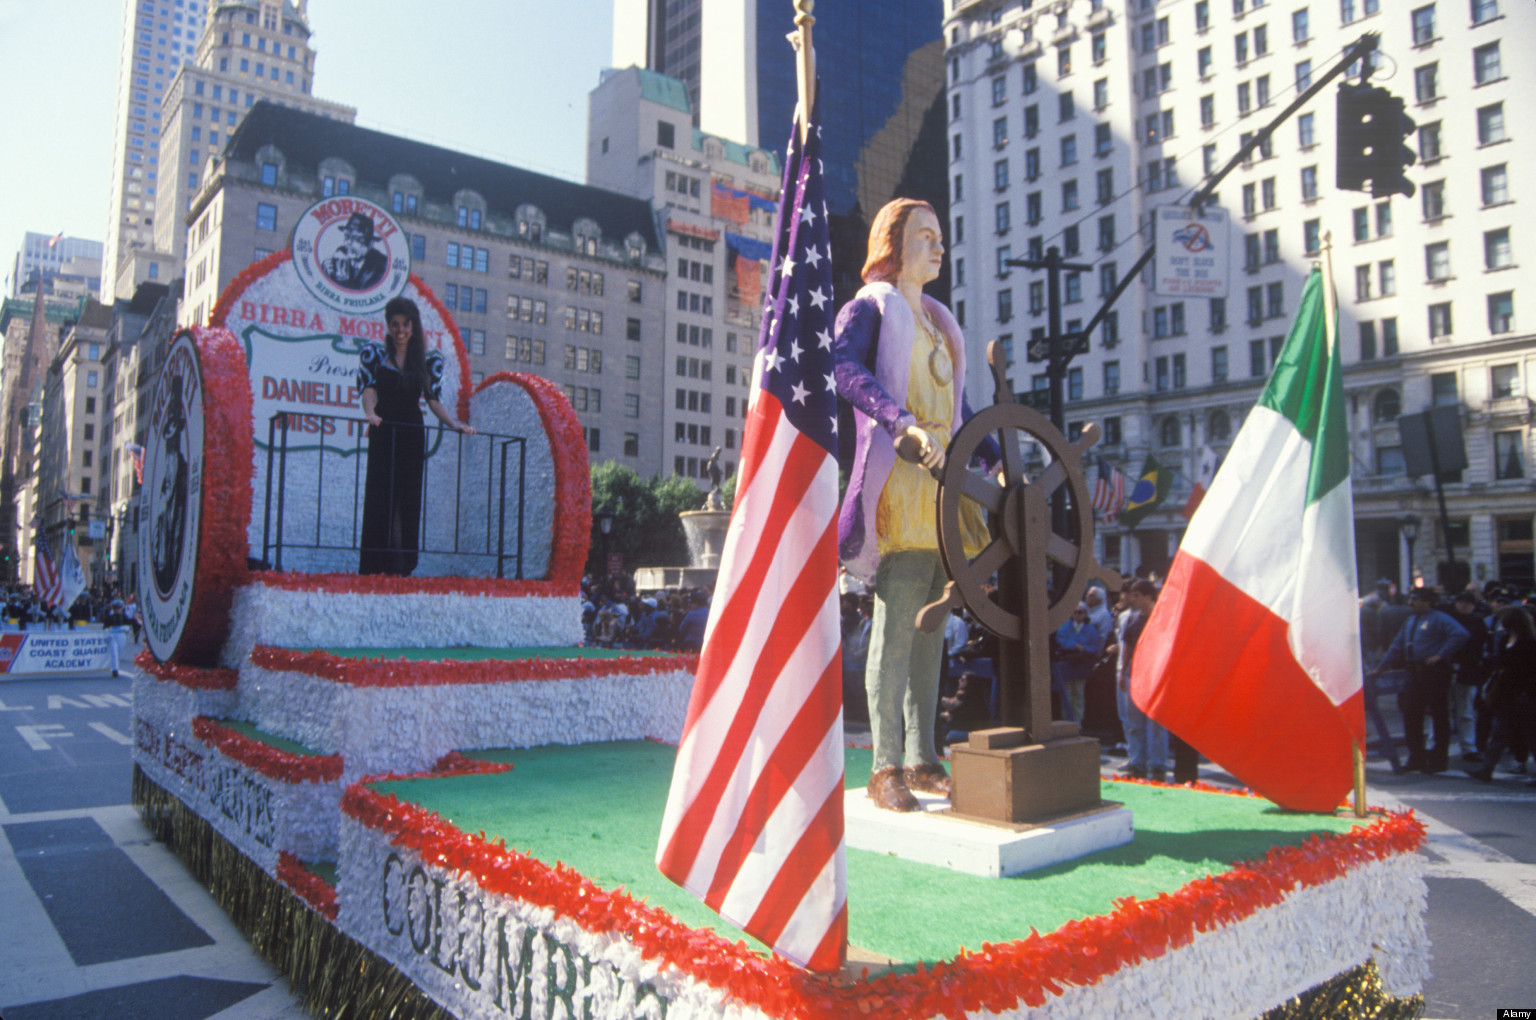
[{"x1": 0, "y1": 0, "x2": 615, "y2": 292}]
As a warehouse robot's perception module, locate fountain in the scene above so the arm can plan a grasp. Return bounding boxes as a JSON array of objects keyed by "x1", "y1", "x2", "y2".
[{"x1": 633, "y1": 448, "x2": 729, "y2": 591}]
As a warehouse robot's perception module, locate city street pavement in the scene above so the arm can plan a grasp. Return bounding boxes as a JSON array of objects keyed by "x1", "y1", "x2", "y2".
[
  {"x1": 0, "y1": 661, "x2": 307, "y2": 1020},
  {"x1": 3, "y1": 669, "x2": 1532, "y2": 1019}
]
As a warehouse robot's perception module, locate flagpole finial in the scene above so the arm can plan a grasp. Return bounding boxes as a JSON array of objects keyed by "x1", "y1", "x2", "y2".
[{"x1": 790, "y1": 0, "x2": 816, "y2": 142}]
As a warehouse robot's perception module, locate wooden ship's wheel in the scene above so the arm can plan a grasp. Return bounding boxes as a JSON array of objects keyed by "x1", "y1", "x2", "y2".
[{"x1": 900, "y1": 343, "x2": 1122, "y2": 824}]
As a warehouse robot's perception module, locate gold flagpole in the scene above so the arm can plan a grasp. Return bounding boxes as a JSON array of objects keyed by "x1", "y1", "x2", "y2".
[
  {"x1": 1320, "y1": 230, "x2": 1369, "y2": 820},
  {"x1": 791, "y1": 0, "x2": 816, "y2": 143}
]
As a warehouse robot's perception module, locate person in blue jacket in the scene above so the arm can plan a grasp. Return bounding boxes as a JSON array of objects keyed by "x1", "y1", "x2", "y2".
[{"x1": 1371, "y1": 586, "x2": 1469, "y2": 773}]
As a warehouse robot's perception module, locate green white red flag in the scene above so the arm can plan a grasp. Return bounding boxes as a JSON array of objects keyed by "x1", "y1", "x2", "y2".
[{"x1": 1130, "y1": 268, "x2": 1364, "y2": 812}]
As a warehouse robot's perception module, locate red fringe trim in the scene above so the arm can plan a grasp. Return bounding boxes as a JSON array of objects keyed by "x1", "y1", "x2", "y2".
[
  {"x1": 167, "y1": 326, "x2": 253, "y2": 666},
  {"x1": 361, "y1": 751, "x2": 515, "y2": 785},
  {"x1": 192, "y1": 717, "x2": 343, "y2": 783},
  {"x1": 473, "y1": 371, "x2": 591, "y2": 586},
  {"x1": 248, "y1": 645, "x2": 697, "y2": 688},
  {"x1": 340, "y1": 784, "x2": 1424, "y2": 1018},
  {"x1": 136, "y1": 651, "x2": 239, "y2": 690},
  {"x1": 276, "y1": 851, "x2": 339, "y2": 920}
]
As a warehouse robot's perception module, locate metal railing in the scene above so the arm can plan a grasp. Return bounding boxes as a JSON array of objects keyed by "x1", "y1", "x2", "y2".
[{"x1": 261, "y1": 412, "x2": 528, "y2": 578}]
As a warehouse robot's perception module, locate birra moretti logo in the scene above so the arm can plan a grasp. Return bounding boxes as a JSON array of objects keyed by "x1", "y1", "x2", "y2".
[
  {"x1": 291, "y1": 197, "x2": 410, "y2": 315},
  {"x1": 139, "y1": 333, "x2": 205, "y2": 661}
]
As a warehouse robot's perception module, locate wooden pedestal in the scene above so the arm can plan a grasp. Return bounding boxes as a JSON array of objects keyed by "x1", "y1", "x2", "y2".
[{"x1": 950, "y1": 726, "x2": 1103, "y2": 824}]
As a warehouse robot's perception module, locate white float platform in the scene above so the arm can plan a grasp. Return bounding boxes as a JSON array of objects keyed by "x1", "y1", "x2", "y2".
[{"x1": 845, "y1": 787, "x2": 1134, "y2": 878}]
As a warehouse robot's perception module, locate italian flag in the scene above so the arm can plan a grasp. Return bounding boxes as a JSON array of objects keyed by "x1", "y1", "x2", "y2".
[{"x1": 1131, "y1": 269, "x2": 1364, "y2": 813}]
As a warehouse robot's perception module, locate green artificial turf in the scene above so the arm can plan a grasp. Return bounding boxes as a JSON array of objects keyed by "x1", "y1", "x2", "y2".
[
  {"x1": 367, "y1": 740, "x2": 1364, "y2": 964},
  {"x1": 307, "y1": 646, "x2": 677, "y2": 662},
  {"x1": 220, "y1": 719, "x2": 327, "y2": 757}
]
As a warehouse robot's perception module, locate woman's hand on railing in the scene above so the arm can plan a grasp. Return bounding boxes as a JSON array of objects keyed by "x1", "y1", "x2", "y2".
[
  {"x1": 454, "y1": 422, "x2": 477, "y2": 436},
  {"x1": 364, "y1": 411, "x2": 383, "y2": 427}
]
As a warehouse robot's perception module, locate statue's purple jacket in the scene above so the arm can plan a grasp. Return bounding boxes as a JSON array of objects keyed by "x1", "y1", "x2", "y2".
[{"x1": 832, "y1": 282, "x2": 993, "y2": 583}]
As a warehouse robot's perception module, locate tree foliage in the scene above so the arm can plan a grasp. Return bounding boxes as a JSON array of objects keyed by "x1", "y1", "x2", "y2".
[{"x1": 588, "y1": 461, "x2": 704, "y2": 574}]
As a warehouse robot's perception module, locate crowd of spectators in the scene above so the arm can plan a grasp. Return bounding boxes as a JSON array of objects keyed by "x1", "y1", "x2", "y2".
[
  {"x1": 1364, "y1": 579, "x2": 1536, "y2": 783},
  {"x1": 1, "y1": 585, "x2": 140, "y2": 641},
  {"x1": 579, "y1": 575, "x2": 712, "y2": 653}
]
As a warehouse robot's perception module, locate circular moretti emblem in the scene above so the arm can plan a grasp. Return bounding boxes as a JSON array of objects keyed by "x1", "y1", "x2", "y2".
[
  {"x1": 140, "y1": 333, "x2": 206, "y2": 661},
  {"x1": 291, "y1": 196, "x2": 410, "y2": 315}
]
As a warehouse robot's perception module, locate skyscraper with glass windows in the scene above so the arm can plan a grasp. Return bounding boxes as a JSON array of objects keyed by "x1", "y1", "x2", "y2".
[
  {"x1": 104, "y1": 0, "x2": 209, "y2": 300},
  {"x1": 611, "y1": 0, "x2": 950, "y2": 305}
]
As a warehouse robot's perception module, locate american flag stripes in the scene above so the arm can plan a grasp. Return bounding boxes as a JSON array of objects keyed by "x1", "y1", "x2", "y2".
[
  {"x1": 1092, "y1": 455, "x2": 1127, "y2": 523},
  {"x1": 33, "y1": 523, "x2": 63, "y2": 609},
  {"x1": 656, "y1": 101, "x2": 847, "y2": 973}
]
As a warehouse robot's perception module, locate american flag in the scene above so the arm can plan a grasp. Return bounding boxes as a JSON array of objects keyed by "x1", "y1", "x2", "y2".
[
  {"x1": 656, "y1": 100, "x2": 847, "y2": 973},
  {"x1": 127, "y1": 443, "x2": 146, "y2": 485},
  {"x1": 33, "y1": 522, "x2": 62, "y2": 609},
  {"x1": 1092, "y1": 455, "x2": 1127, "y2": 523}
]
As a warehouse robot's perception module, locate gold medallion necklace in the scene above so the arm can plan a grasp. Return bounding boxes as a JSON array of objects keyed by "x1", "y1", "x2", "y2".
[{"x1": 920, "y1": 313, "x2": 954, "y2": 386}]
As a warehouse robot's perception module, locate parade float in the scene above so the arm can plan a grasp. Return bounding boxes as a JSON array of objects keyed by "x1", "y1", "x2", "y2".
[{"x1": 131, "y1": 78, "x2": 1428, "y2": 1020}]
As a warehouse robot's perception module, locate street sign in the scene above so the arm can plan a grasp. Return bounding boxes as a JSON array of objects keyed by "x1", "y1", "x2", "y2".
[
  {"x1": 607, "y1": 553, "x2": 624, "y2": 577},
  {"x1": 1153, "y1": 205, "x2": 1230, "y2": 298},
  {"x1": 1025, "y1": 332, "x2": 1090, "y2": 364},
  {"x1": 1019, "y1": 388, "x2": 1052, "y2": 412},
  {"x1": 87, "y1": 521, "x2": 106, "y2": 540}
]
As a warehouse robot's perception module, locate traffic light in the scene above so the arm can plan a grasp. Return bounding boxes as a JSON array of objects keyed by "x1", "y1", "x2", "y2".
[{"x1": 1337, "y1": 82, "x2": 1416, "y2": 198}]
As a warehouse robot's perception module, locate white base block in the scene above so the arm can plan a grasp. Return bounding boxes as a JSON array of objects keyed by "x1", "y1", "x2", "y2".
[{"x1": 845, "y1": 788, "x2": 1134, "y2": 878}]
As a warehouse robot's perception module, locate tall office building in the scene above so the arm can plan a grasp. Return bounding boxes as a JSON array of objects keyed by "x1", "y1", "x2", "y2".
[
  {"x1": 103, "y1": 0, "x2": 210, "y2": 302},
  {"x1": 611, "y1": 0, "x2": 951, "y2": 304},
  {"x1": 154, "y1": 0, "x2": 354, "y2": 283},
  {"x1": 588, "y1": 65, "x2": 782, "y2": 484},
  {"x1": 944, "y1": 0, "x2": 1535, "y2": 588}
]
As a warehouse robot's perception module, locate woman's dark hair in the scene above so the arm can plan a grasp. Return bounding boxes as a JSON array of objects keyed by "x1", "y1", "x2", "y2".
[
  {"x1": 384, "y1": 296, "x2": 427, "y2": 388},
  {"x1": 1499, "y1": 605, "x2": 1536, "y2": 642}
]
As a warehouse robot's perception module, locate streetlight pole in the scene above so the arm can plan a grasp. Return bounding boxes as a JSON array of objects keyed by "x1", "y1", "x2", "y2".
[
  {"x1": 1399, "y1": 513, "x2": 1420, "y2": 592},
  {"x1": 1007, "y1": 246, "x2": 1093, "y2": 433}
]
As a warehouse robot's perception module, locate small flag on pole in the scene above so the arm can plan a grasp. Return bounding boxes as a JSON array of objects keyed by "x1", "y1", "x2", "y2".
[
  {"x1": 656, "y1": 95, "x2": 847, "y2": 973},
  {"x1": 33, "y1": 522, "x2": 62, "y2": 609},
  {"x1": 127, "y1": 443, "x2": 146, "y2": 485},
  {"x1": 1181, "y1": 444, "x2": 1220, "y2": 519},
  {"x1": 1091, "y1": 456, "x2": 1127, "y2": 523},
  {"x1": 1117, "y1": 454, "x2": 1170, "y2": 528},
  {"x1": 1131, "y1": 268, "x2": 1363, "y2": 812}
]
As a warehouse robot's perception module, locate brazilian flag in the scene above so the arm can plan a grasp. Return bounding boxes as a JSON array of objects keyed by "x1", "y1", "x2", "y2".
[{"x1": 1118, "y1": 454, "x2": 1171, "y2": 528}]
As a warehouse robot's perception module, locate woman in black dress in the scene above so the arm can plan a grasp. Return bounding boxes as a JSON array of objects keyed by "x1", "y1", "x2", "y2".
[{"x1": 357, "y1": 297, "x2": 473, "y2": 575}]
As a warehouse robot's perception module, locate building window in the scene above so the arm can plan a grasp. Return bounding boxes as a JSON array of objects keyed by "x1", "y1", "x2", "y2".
[
  {"x1": 1481, "y1": 165, "x2": 1508, "y2": 206},
  {"x1": 1491, "y1": 364, "x2": 1520, "y2": 399},
  {"x1": 1421, "y1": 181, "x2": 1445, "y2": 221},
  {"x1": 1297, "y1": 112, "x2": 1315, "y2": 149},
  {"x1": 1411, "y1": 5, "x2": 1436, "y2": 45},
  {"x1": 1488, "y1": 292, "x2": 1514, "y2": 333},
  {"x1": 1303, "y1": 219, "x2": 1321, "y2": 254},
  {"x1": 1473, "y1": 42, "x2": 1501, "y2": 85},
  {"x1": 255, "y1": 202, "x2": 276, "y2": 231},
  {"x1": 1299, "y1": 165, "x2": 1318, "y2": 201},
  {"x1": 1428, "y1": 302, "x2": 1453, "y2": 340},
  {"x1": 1425, "y1": 242, "x2": 1450, "y2": 281},
  {"x1": 1477, "y1": 103, "x2": 1505, "y2": 146},
  {"x1": 1418, "y1": 122, "x2": 1442, "y2": 163},
  {"x1": 1160, "y1": 416, "x2": 1181, "y2": 446},
  {"x1": 1484, "y1": 228, "x2": 1511, "y2": 270},
  {"x1": 1379, "y1": 260, "x2": 1396, "y2": 296},
  {"x1": 1494, "y1": 431, "x2": 1525, "y2": 480}
]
